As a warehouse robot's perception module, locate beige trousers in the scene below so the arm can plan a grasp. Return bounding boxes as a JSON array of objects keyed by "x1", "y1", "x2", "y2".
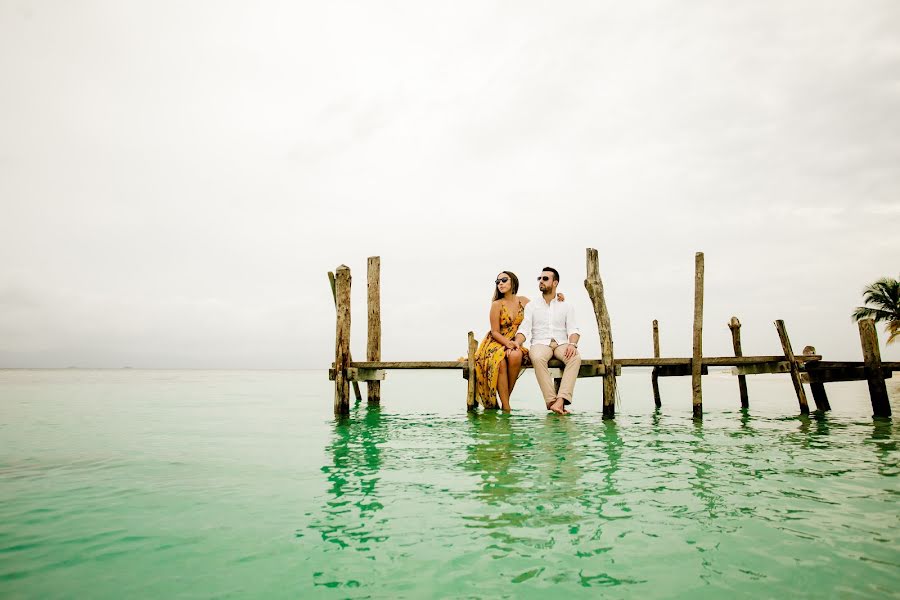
[{"x1": 529, "y1": 341, "x2": 581, "y2": 405}]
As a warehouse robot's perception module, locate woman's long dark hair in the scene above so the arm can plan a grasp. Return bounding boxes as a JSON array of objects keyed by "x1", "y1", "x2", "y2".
[{"x1": 493, "y1": 271, "x2": 519, "y2": 301}]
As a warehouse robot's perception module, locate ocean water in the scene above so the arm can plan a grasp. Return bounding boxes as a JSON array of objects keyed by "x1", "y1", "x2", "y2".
[{"x1": 0, "y1": 369, "x2": 898, "y2": 599}]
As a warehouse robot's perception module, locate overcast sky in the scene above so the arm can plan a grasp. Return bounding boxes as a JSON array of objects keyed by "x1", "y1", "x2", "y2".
[{"x1": 1, "y1": 0, "x2": 898, "y2": 368}]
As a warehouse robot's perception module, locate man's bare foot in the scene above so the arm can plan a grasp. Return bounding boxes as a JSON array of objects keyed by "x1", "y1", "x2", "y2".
[{"x1": 547, "y1": 397, "x2": 566, "y2": 414}]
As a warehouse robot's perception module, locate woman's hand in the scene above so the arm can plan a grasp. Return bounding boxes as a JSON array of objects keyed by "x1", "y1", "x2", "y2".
[{"x1": 557, "y1": 292, "x2": 566, "y2": 302}]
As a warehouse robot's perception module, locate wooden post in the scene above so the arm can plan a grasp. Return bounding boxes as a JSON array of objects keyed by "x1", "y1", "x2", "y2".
[
  {"x1": 691, "y1": 252, "x2": 704, "y2": 419},
  {"x1": 858, "y1": 319, "x2": 891, "y2": 418},
  {"x1": 333, "y1": 265, "x2": 351, "y2": 416},
  {"x1": 367, "y1": 256, "x2": 382, "y2": 403},
  {"x1": 584, "y1": 248, "x2": 617, "y2": 419},
  {"x1": 775, "y1": 319, "x2": 809, "y2": 414},
  {"x1": 802, "y1": 345, "x2": 830, "y2": 411},
  {"x1": 651, "y1": 319, "x2": 661, "y2": 408},
  {"x1": 328, "y1": 271, "x2": 362, "y2": 403},
  {"x1": 728, "y1": 317, "x2": 749, "y2": 408},
  {"x1": 466, "y1": 331, "x2": 477, "y2": 411}
]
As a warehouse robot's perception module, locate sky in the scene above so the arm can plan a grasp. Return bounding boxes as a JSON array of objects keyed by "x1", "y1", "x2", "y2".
[{"x1": 1, "y1": 0, "x2": 898, "y2": 368}]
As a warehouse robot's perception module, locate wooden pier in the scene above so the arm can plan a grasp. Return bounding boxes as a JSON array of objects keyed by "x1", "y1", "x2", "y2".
[{"x1": 328, "y1": 250, "x2": 896, "y2": 420}]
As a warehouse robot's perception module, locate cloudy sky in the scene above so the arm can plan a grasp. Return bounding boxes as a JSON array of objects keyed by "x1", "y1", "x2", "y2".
[{"x1": 1, "y1": 0, "x2": 898, "y2": 368}]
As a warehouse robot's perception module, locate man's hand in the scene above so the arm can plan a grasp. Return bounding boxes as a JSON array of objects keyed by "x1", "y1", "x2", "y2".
[{"x1": 564, "y1": 344, "x2": 577, "y2": 359}]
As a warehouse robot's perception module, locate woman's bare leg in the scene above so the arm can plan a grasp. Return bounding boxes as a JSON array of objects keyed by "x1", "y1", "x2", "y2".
[
  {"x1": 497, "y1": 359, "x2": 511, "y2": 412},
  {"x1": 507, "y1": 350, "x2": 523, "y2": 394}
]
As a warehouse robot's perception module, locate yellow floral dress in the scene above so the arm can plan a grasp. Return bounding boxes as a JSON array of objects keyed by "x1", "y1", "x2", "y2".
[{"x1": 474, "y1": 300, "x2": 529, "y2": 409}]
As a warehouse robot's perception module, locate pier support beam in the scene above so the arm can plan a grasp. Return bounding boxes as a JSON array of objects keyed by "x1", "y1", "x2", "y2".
[
  {"x1": 859, "y1": 319, "x2": 891, "y2": 418},
  {"x1": 367, "y1": 256, "x2": 382, "y2": 404},
  {"x1": 329, "y1": 271, "x2": 362, "y2": 403},
  {"x1": 651, "y1": 320, "x2": 661, "y2": 408},
  {"x1": 728, "y1": 317, "x2": 749, "y2": 409},
  {"x1": 802, "y1": 346, "x2": 830, "y2": 411},
  {"x1": 584, "y1": 248, "x2": 617, "y2": 419},
  {"x1": 775, "y1": 319, "x2": 809, "y2": 415},
  {"x1": 466, "y1": 331, "x2": 477, "y2": 410},
  {"x1": 333, "y1": 265, "x2": 352, "y2": 416},
  {"x1": 692, "y1": 252, "x2": 704, "y2": 419}
]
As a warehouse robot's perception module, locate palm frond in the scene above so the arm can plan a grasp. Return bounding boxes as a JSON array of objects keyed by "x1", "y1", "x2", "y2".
[
  {"x1": 861, "y1": 277, "x2": 900, "y2": 313},
  {"x1": 888, "y1": 320, "x2": 900, "y2": 345},
  {"x1": 854, "y1": 276, "x2": 900, "y2": 323},
  {"x1": 852, "y1": 306, "x2": 894, "y2": 322}
]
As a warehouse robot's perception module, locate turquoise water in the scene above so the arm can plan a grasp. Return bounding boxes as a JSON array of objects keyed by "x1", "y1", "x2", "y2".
[{"x1": 1, "y1": 369, "x2": 898, "y2": 598}]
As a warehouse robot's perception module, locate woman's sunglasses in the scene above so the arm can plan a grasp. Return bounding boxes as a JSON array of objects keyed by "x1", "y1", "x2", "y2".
[{"x1": 495, "y1": 277, "x2": 510, "y2": 285}]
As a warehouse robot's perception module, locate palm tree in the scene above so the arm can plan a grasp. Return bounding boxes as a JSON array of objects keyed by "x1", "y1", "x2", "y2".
[{"x1": 852, "y1": 276, "x2": 900, "y2": 345}]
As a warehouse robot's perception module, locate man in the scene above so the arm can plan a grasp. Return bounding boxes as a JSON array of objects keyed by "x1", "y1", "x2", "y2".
[{"x1": 513, "y1": 267, "x2": 581, "y2": 414}]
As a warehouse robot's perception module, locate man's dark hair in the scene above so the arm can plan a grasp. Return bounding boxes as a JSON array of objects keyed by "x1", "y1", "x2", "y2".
[{"x1": 542, "y1": 267, "x2": 560, "y2": 282}]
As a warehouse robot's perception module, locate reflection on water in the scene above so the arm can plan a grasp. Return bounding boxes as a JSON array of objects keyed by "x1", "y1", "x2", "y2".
[
  {"x1": 1, "y1": 371, "x2": 898, "y2": 598},
  {"x1": 869, "y1": 419, "x2": 898, "y2": 478},
  {"x1": 309, "y1": 407, "x2": 386, "y2": 554},
  {"x1": 304, "y1": 405, "x2": 900, "y2": 595},
  {"x1": 461, "y1": 413, "x2": 587, "y2": 562}
]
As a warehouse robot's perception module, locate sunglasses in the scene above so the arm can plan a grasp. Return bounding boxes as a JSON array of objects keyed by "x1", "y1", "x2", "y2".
[
  {"x1": 537, "y1": 276, "x2": 551, "y2": 282},
  {"x1": 495, "y1": 277, "x2": 510, "y2": 285}
]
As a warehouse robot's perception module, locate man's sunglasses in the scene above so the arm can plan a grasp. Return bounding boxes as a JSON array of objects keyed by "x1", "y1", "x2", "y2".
[
  {"x1": 537, "y1": 276, "x2": 551, "y2": 282},
  {"x1": 495, "y1": 277, "x2": 510, "y2": 285}
]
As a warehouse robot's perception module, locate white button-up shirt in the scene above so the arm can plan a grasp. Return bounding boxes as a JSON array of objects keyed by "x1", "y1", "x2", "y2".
[{"x1": 518, "y1": 297, "x2": 580, "y2": 346}]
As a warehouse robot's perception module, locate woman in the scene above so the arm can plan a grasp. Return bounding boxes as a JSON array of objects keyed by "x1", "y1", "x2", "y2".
[{"x1": 474, "y1": 272, "x2": 565, "y2": 411}]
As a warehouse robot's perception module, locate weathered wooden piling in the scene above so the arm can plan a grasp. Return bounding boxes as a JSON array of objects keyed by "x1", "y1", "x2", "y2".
[
  {"x1": 328, "y1": 271, "x2": 362, "y2": 403},
  {"x1": 651, "y1": 320, "x2": 661, "y2": 408},
  {"x1": 466, "y1": 331, "x2": 477, "y2": 410},
  {"x1": 584, "y1": 248, "x2": 617, "y2": 419},
  {"x1": 367, "y1": 257, "x2": 382, "y2": 403},
  {"x1": 802, "y1": 346, "x2": 831, "y2": 411},
  {"x1": 858, "y1": 319, "x2": 891, "y2": 418},
  {"x1": 333, "y1": 266, "x2": 352, "y2": 416},
  {"x1": 775, "y1": 320, "x2": 809, "y2": 414},
  {"x1": 692, "y1": 252, "x2": 704, "y2": 418},
  {"x1": 728, "y1": 317, "x2": 749, "y2": 408}
]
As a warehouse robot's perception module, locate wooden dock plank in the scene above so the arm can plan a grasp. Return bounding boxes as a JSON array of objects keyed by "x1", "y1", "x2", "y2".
[{"x1": 344, "y1": 355, "x2": 823, "y2": 370}]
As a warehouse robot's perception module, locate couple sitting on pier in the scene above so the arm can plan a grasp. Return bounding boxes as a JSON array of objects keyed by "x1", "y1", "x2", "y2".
[{"x1": 474, "y1": 267, "x2": 581, "y2": 414}]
